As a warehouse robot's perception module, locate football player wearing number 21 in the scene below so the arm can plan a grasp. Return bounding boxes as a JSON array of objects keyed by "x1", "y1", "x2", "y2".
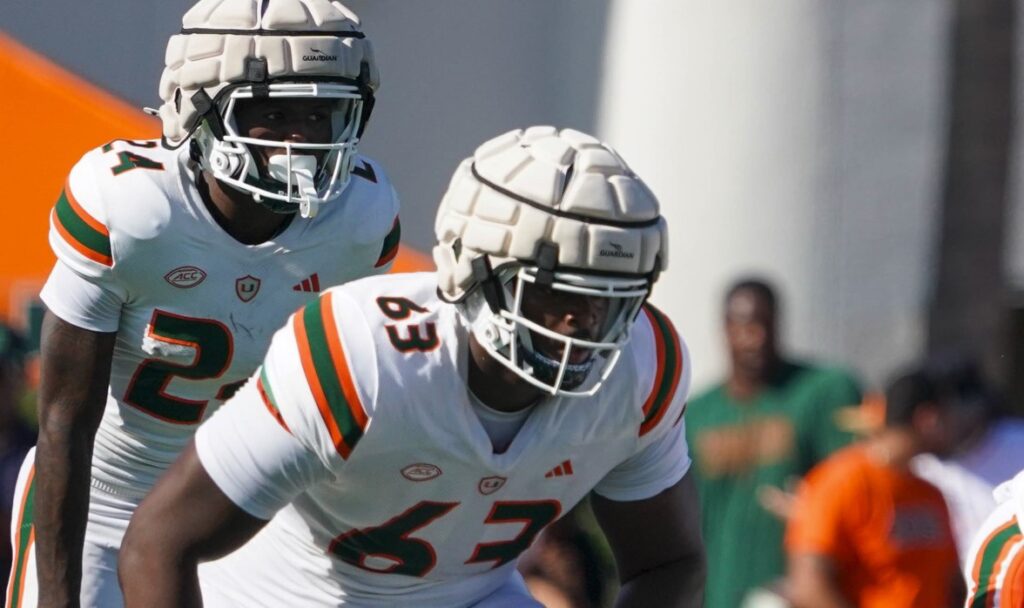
[
  {"x1": 8, "y1": 1, "x2": 401, "y2": 606},
  {"x1": 120, "y1": 127, "x2": 706, "y2": 607}
]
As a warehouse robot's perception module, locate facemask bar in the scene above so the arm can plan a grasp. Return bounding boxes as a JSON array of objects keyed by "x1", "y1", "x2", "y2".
[
  {"x1": 473, "y1": 266, "x2": 650, "y2": 397},
  {"x1": 200, "y1": 82, "x2": 364, "y2": 216}
]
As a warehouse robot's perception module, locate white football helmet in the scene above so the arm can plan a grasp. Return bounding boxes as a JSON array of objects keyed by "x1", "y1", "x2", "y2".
[
  {"x1": 157, "y1": 0, "x2": 379, "y2": 217},
  {"x1": 434, "y1": 127, "x2": 668, "y2": 397}
]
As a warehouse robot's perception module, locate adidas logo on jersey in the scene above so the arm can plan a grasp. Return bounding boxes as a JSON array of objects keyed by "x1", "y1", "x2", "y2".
[
  {"x1": 292, "y1": 273, "x2": 322, "y2": 293},
  {"x1": 544, "y1": 460, "x2": 574, "y2": 478}
]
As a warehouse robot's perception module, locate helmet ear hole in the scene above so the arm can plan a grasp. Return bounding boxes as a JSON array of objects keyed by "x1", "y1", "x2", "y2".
[{"x1": 209, "y1": 149, "x2": 240, "y2": 177}]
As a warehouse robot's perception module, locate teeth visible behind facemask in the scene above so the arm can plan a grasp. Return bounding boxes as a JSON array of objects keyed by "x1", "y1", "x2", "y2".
[{"x1": 267, "y1": 154, "x2": 322, "y2": 218}]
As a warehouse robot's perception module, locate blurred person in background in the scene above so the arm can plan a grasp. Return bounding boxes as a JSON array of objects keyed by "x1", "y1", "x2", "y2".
[
  {"x1": 785, "y1": 366, "x2": 963, "y2": 608},
  {"x1": 0, "y1": 325, "x2": 32, "y2": 600},
  {"x1": 686, "y1": 277, "x2": 861, "y2": 608},
  {"x1": 963, "y1": 468, "x2": 1024, "y2": 607}
]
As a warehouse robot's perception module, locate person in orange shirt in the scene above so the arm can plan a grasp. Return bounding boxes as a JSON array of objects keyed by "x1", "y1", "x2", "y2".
[
  {"x1": 785, "y1": 367, "x2": 965, "y2": 608},
  {"x1": 964, "y1": 468, "x2": 1024, "y2": 607}
]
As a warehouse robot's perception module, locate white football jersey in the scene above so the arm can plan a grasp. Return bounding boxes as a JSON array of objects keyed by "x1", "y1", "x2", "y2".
[
  {"x1": 41, "y1": 139, "x2": 401, "y2": 504},
  {"x1": 195, "y1": 272, "x2": 692, "y2": 607},
  {"x1": 962, "y1": 469, "x2": 1024, "y2": 606}
]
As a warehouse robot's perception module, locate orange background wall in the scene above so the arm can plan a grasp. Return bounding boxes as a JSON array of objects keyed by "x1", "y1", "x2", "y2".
[{"x1": 0, "y1": 33, "x2": 429, "y2": 332}]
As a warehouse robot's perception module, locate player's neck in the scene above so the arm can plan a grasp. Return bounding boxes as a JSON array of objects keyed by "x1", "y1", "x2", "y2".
[
  {"x1": 726, "y1": 355, "x2": 782, "y2": 401},
  {"x1": 466, "y1": 336, "x2": 543, "y2": 413},
  {"x1": 198, "y1": 172, "x2": 295, "y2": 245}
]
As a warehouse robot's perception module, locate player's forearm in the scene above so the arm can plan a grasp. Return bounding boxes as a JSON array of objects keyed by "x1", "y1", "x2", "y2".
[
  {"x1": 119, "y1": 501, "x2": 206, "y2": 608},
  {"x1": 33, "y1": 421, "x2": 97, "y2": 608},
  {"x1": 33, "y1": 313, "x2": 116, "y2": 606},
  {"x1": 121, "y1": 442, "x2": 270, "y2": 607},
  {"x1": 119, "y1": 544, "x2": 203, "y2": 608},
  {"x1": 614, "y1": 554, "x2": 706, "y2": 608}
]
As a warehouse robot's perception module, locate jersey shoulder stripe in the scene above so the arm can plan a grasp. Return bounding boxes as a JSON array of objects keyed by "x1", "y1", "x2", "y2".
[
  {"x1": 639, "y1": 303, "x2": 684, "y2": 437},
  {"x1": 257, "y1": 368, "x2": 290, "y2": 433},
  {"x1": 293, "y1": 291, "x2": 369, "y2": 459},
  {"x1": 969, "y1": 519, "x2": 1023, "y2": 607},
  {"x1": 374, "y1": 216, "x2": 401, "y2": 268},
  {"x1": 52, "y1": 178, "x2": 112, "y2": 267},
  {"x1": 1003, "y1": 547, "x2": 1024, "y2": 607}
]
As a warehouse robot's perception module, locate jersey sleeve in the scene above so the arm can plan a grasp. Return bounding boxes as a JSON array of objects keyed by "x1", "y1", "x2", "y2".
[
  {"x1": 593, "y1": 304, "x2": 693, "y2": 502},
  {"x1": 39, "y1": 260, "x2": 125, "y2": 333},
  {"x1": 194, "y1": 378, "x2": 333, "y2": 520},
  {"x1": 49, "y1": 152, "x2": 117, "y2": 279},
  {"x1": 964, "y1": 500, "x2": 1024, "y2": 608},
  {"x1": 42, "y1": 151, "x2": 128, "y2": 331},
  {"x1": 255, "y1": 287, "x2": 378, "y2": 474}
]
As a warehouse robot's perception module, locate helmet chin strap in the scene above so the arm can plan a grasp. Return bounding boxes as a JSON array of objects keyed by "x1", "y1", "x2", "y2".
[{"x1": 267, "y1": 154, "x2": 322, "y2": 218}]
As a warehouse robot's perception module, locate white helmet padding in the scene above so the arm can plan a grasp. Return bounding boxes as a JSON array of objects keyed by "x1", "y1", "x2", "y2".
[
  {"x1": 433, "y1": 127, "x2": 669, "y2": 397},
  {"x1": 157, "y1": 0, "x2": 378, "y2": 215}
]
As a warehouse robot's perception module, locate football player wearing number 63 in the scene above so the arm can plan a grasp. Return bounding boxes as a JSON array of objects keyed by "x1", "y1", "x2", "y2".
[
  {"x1": 10, "y1": 1, "x2": 401, "y2": 607},
  {"x1": 120, "y1": 127, "x2": 706, "y2": 607}
]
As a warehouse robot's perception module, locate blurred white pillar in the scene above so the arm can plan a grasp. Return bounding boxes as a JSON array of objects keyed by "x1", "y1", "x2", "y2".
[{"x1": 598, "y1": 1, "x2": 950, "y2": 390}]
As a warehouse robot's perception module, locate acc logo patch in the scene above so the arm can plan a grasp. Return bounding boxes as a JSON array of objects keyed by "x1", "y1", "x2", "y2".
[
  {"x1": 478, "y1": 476, "x2": 506, "y2": 495},
  {"x1": 235, "y1": 275, "x2": 261, "y2": 302},
  {"x1": 401, "y1": 463, "x2": 442, "y2": 482},
  {"x1": 164, "y1": 266, "x2": 206, "y2": 288}
]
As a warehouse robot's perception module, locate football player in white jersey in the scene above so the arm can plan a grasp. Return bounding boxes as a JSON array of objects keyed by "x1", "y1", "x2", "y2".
[
  {"x1": 963, "y1": 468, "x2": 1024, "y2": 607},
  {"x1": 8, "y1": 1, "x2": 401, "y2": 607},
  {"x1": 120, "y1": 127, "x2": 706, "y2": 607}
]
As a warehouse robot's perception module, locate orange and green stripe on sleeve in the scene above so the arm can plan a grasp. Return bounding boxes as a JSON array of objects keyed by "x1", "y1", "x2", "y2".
[
  {"x1": 7, "y1": 465, "x2": 36, "y2": 608},
  {"x1": 1002, "y1": 546, "x2": 1024, "y2": 607},
  {"x1": 52, "y1": 181, "x2": 112, "y2": 267},
  {"x1": 639, "y1": 304, "x2": 684, "y2": 437},
  {"x1": 968, "y1": 519, "x2": 1024, "y2": 608},
  {"x1": 293, "y1": 292, "x2": 368, "y2": 459},
  {"x1": 374, "y1": 216, "x2": 401, "y2": 268},
  {"x1": 257, "y1": 368, "x2": 290, "y2": 434}
]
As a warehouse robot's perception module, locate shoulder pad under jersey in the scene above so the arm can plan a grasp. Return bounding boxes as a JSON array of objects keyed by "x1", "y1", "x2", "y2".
[
  {"x1": 630, "y1": 303, "x2": 692, "y2": 440},
  {"x1": 49, "y1": 140, "x2": 179, "y2": 280}
]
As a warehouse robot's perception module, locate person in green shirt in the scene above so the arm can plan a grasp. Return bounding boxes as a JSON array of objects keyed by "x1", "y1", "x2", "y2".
[{"x1": 686, "y1": 278, "x2": 861, "y2": 608}]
